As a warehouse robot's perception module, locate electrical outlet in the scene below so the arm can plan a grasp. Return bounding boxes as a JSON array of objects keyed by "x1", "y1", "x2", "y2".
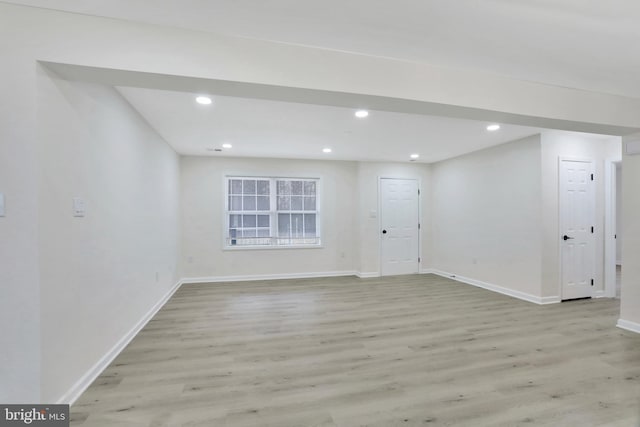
[{"x1": 73, "y1": 197, "x2": 86, "y2": 217}]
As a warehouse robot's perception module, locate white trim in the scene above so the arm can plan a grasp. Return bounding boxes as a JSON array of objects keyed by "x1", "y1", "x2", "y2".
[
  {"x1": 539, "y1": 296, "x2": 562, "y2": 305},
  {"x1": 593, "y1": 290, "x2": 606, "y2": 299},
  {"x1": 222, "y1": 244, "x2": 323, "y2": 251},
  {"x1": 223, "y1": 176, "x2": 322, "y2": 250},
  {"x1": 57, "y1": 279, "x2": 182, "y2": 405},
  {"x1": 182, "y1": 270, "x2": 357, "y2": 284},
  {"x1": 356, "y1": 272, "x2": 380, "y2": 278},
  {"x1": 617, "y1": 319, "x2": 640, "y2": 334},
  {"x1": 424, "y1": 269, "x2": 560, "y2": 305}
]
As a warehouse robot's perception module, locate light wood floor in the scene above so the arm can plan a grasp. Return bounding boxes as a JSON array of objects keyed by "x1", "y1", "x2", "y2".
[{"x1": 71, "y1": 274, "x2": 640, "y2": 426}]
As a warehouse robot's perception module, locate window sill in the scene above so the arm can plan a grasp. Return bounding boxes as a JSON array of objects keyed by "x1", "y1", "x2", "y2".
[{"x1": 223, "y1": 244, "x2": 323, "y2": 251}]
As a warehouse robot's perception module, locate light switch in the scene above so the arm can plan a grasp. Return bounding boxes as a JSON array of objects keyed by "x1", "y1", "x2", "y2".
[
  {"x1": 0, "y1": 193, "x2": 5, "y2": 217},
  {"x1": 369, "y1": 210, "x2": 377, "y2": 218},
  {"x1": 73, "y1": 197, "x2": 86, "y2": 217}
]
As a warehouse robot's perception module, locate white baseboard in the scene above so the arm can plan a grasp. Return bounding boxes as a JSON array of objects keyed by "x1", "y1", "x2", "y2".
[
  {"x1": 181, "y1": 270, "x2": 357, "y2": 284},
  {"x1": 617, "y1": 319, "x2": 640, "y2": 334},
  {"x1": 57, "y1": 280, "x2": 182, "y2": 405},
  {"x1": 539, "y1": 295, "x2": 562, "y2": 304},
  {"x1": 356, "y1": 272, "x2": 380, "y2": 278},
  {"x1": 424, "y1": 269, "x2": 560, "y2": 305}
]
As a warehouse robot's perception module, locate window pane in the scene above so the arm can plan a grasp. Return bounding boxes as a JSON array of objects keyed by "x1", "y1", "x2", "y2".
[
  {"x1": 231, "y1": 196, "x2": 242, "y2": 211},
  {"x1": 257, "y1": 180, "x2": 270, "y2": 195},
  {"x1": 243, "y1": 180, "x2": 256, "y2": 194},
  {"x1": 291, "y1": 180, "x2": 303, "y2": 195},
  {"x1": 231, "y1": 179, "x2": 243, "y2": 194},
  {"x1": 278, "y1": 214, "x2": 290, "y2": 237},
  {"x1": 227, "y1": 176, "x2": 319, "y2": 247},
  {"x1": 304, "y1": 196, "x2": 316, "y2": 211},
  {"x1": 243, "y1": 215, "x2": 256, "y2": 227},
  {"x1": 243, "y1": 195, "x2": 256, "y2": 210},
  {"x1": 257, "y1": 196, "x2": 270, "y2": 210},
  {"x1": 277, "y1": 180, "x2": 291, "y2": 195},
  {"x1": 304, "y1": 214, "x2": 316, "y2": 236},
  {"x1": 277, "y1": 196, "x2": 290, "y2": 210},
  {"x1": 257, "y1": 215, "x2": 270, "y2": 227},
  {"x1": 291, "y1": 196, "x2": 303, "y2": 210},
  {"x1": 304, "y1": 181, "x2": 316, "y2": 196},
  {"x1": 229, "y1": 214, "x2": 241, "y2": 227},
  {"x1": 291, "y1": 214, "x2": 304, "y2": 237}
]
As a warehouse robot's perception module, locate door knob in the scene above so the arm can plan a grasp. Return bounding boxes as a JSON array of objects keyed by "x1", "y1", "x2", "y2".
[
  {"x1": 563, "y1": 235, "x2": 574, "y2": 241},
  {"x1": 382, "y1": 229, "x2": 387, "y2": 234}
]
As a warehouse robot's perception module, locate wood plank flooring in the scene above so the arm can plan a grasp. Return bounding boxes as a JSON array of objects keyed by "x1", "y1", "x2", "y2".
[{"x1": 71, "y1": 274, "x2": 640, "y2": 426}]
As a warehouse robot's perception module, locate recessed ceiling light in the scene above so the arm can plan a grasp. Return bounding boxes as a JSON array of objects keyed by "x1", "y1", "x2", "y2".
[
  {"x1": 355, "y1": 110, "x2": 369, "y2": 118},
  {"x1": 486, "y1": 124, "x2": 500, "y2": 131},
  {"x1": 222, "y1": 143, "x2": 232, "y2": 149},
  {"x1": 322, "y1": 148, "x2": 332, "y2": 153},
  {"x1": 410, "y1": 153, "x2": 420, "y2": 159},
  {"x1": 196, "y1": 96, "x2": 212, "y2": 105}
]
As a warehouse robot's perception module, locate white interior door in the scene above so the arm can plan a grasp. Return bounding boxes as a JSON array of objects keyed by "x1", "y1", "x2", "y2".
[
  {"x1": 560, "y1": 159, "x2": 595, "y2": 300},
  {"x1": 380, "y1": 178, "x2": 419, "y2": 276}
]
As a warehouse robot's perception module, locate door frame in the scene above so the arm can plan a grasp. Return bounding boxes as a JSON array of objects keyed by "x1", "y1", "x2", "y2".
[
  {"x1": 604, "y1": 158, "x2": 622, "y2": 298},
  {"x1": 558, "y1": 157, "x2": 596, "y2": 300},
  {"x1": 378, "y1": 176, "x2": 422, "y2": 276}
]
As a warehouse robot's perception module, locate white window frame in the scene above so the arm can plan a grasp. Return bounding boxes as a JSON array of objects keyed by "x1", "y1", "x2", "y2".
[{"x1": 223, "y1": 176, "x2": 322, "y2": 250}]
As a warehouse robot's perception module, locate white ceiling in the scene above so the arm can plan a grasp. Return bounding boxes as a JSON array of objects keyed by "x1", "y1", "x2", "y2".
[
  {"x1": 118, "y1": 86, "x2": 544, "y2": 163},
  {"x1": 7, "y1": 0, "x2": 640, "y2": 98}
]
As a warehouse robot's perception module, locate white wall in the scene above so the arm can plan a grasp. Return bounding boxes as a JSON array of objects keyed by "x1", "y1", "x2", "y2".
[
  {"x1": 356, "y1": 162, "x2": 432, "y2": 276},
  {"x1": 616, "y1": 164, "x2": 623, "y2": 264},
  {"x1": 36, "y1": 68, "x2": 181, "y2": 402},
  {"x1": 430, "y1": 135, "x2": 543, "y2": 297},
  {"x1": 540, "y1": 131, "x2": 621, "y2": 298},
  {"x1": 620, "y1": 134, "x2": 640, "y2": 327},
  {"x1": 181, "y1": 157, "x2": 357, "y2": 279},
  {"x1": 0, "y1": 30, "x2": 41, "y2": 404},
  {"x1": 180, "y1": 158, "x2": 434, "y2": 279}
]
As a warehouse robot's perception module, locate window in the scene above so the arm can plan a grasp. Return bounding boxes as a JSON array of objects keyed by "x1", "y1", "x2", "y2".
[{"x1": 226, "y1": 177, "x2": 320, "y2": 247}]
